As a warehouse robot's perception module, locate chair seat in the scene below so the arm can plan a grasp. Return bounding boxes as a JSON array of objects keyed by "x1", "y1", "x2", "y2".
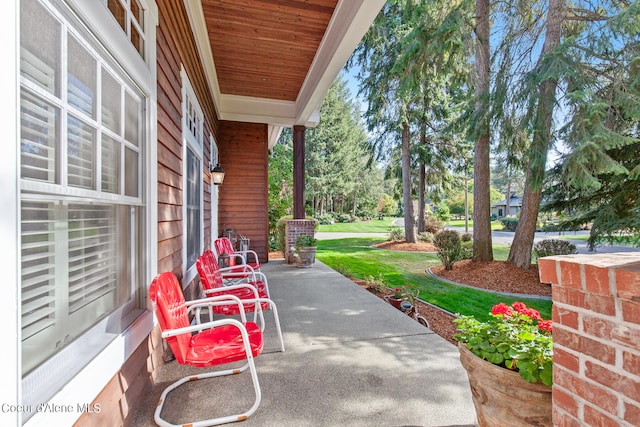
[{"x1": 186, "y1": 322, "x2": 264, "y2": 368}]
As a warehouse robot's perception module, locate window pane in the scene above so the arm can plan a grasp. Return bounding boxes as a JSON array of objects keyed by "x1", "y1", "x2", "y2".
[
  {"x1": 101, "y1": 134, "x2": 120, "y2": 193},
  {"x1": 67, "y1": 115, "x2": 95, "y2": 189},
  {"x1": 21, "y1": 201, "x2": 136, "y2": 375},
  {"x1": 124, "y1": 91, "x2": 140, "y2": 145},
  {"x1": 21, "y1": 91, "x2": 59, "y2": 183},
  {"x1": 107, "y1": 0, "x2": 126, "y2": 31},
  {"x1": 186, "y1": 148, "x2": 201, "y2": 268},
  {"x1": 124, "y1": 147, "x2": 138, "y2": 197},
  {"x1": 68, "y1": 204, "x2": 118, "y2": 314},
  {"x1": 68, "y1": 35, "x2": 96, "y2": 118},
  {"x1": 131, "y1": 24, "x2": 144, "y2": 57},
  {"x1": 20, "y1": 0, "x2": 60, "y2": 96},
  {"x1": 131, "y1": 0, "x2": 143, "y2": 27},
  {"x1": 101, "y1": 70, "x2": 121, "y2": 134},
  {"x1": 185, "y1": 98, "x2": 202, "y2": 146},
  {"x1": 21, "y1": 200, "x2": 56, "y2": 374}
]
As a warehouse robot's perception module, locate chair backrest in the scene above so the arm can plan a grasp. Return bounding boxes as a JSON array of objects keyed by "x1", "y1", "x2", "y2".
[
  {"x1": 197, "y1": 250, "x2": 225, "y2": 291},
  {"x1": 148, "y1": 272, "x2": 191, "y2": 364},
  {"x1": 214, "y1": 238, "x2": 236, "y2": 264}
]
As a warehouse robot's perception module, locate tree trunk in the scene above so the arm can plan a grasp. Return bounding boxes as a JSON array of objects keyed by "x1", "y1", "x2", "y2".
[
  {"x1": 401, "y1": 121, "x2": 416, "y2": 243},
  {"x1": 472, "y1": 0, "x2": 493, "y2": 262},
  {"x1": 507, "y1": 0, "x2": 563, "y2": 269},
  {"x1": 418, "y1": 162, "x2": 426, "y2": 233},
  {"x1": 352, "y1": 187, "x2": 357, "y2": 217},
  {"x1": 464, "y1": 176, "x2": 470, "y2": 233}
]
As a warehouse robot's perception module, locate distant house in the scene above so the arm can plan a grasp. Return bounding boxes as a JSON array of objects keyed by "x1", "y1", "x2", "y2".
[{"x1": 491, "y1": 195, "x2": 523, "y2": 217}]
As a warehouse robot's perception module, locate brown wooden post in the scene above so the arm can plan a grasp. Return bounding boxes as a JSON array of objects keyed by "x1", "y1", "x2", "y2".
[{"x1": 293, "y1": 125, "x2": 305, "y2": 219}]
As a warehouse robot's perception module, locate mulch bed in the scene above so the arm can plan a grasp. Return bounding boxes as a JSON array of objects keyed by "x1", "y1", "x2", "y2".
[{"x1": 371, "y1": 240, "x2": 438, "y2": 252}]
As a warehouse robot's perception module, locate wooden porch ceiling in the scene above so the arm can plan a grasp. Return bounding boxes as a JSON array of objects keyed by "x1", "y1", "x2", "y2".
[
  {"x1": 184, "y1": 0, "x2": 385, "y2": 147},
  {"x1": 203, "y1": 0, "x2": 338, "y2": 102}
]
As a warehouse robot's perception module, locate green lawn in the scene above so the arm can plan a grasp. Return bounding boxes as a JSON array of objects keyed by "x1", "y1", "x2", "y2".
[
  {"x1": 316, "y1": 237, "x2": 552, "y2": 322},
  {"x1": 317, "y1": 217, "x2": 399, "y2": 233}
]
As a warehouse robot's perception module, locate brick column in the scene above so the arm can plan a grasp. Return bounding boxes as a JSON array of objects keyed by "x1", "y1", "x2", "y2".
[{"x1": 538, "y1": 253, "x2": 640, "y2": 426}]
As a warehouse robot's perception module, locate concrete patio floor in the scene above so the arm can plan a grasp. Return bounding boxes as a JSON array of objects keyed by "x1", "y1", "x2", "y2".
[{"x1": 131, "y1": 259, "x2": 477, "y2": 427}]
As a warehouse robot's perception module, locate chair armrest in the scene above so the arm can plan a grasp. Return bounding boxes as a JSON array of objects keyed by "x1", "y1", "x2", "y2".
[
  {"x1": 219, "y1": 264, "x2": 257, "y2": 281},
  {"x1": 219, "y1": 264, "x2": 255, "y2": 274},
  {"x1": 235, "y1": 249, "x2": 260, "y2": 264}
]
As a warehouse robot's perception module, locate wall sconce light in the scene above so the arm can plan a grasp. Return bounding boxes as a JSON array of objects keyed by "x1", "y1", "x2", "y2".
[{"x1": 210, "y1": 162, "x2": 225, "y2": 185}]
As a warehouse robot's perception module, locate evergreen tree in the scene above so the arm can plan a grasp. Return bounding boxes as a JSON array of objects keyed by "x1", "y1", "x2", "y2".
[{"x1": 304, "y1": 76, "x2": 377, "y2": 217}]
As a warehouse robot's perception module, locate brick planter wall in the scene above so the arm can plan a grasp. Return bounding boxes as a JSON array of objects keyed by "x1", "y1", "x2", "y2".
[
  {"x1": 538, "y1": 253, "x2": 640, "y2": 426},
  {"x1": 284, "y1": 220, "x2": 315, "y2": 263}
]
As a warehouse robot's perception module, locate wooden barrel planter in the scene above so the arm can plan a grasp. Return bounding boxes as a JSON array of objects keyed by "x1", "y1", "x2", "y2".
[{"x1": 458, "y1": 343, "x2": 552, "y2": 427}]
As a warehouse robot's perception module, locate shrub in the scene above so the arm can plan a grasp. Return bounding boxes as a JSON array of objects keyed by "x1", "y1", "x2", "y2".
[
  {"x1": 461, "y1": 233, "x2": 472, "y2": 242},
  {"x1": 434, "y1": 229, "x2": 462, "y2": 270},
  {"x1": 423, "y1": 216, "x2": 444, "y2": 234},
  {"x1": 500, "y1": 217, "x2": 519, "y2": 231},
  {"x1": 434, "y1": 202, "x2": 451, "y2": 222},
  {"x1": 316, "y1": 213, "x2": 334, "y2": 225},
  {"x1": 388, "y1": 227, "x2": 404, "y2": 241},
  {"x1": 336, "y1": 213, "x2": 353, "y2": 223},
  {"x1": 364, "y1": 274, "x2": 386, "y2": 293},
  {"x1": 533, "y1": 239, "x2": 578, "y2": 258},
  {"x1": 460, "y1": 241, "x2": 473, "y2": 260},
  {"x1": 417, "y1": 231, "x2": 435, "y2": 243}
]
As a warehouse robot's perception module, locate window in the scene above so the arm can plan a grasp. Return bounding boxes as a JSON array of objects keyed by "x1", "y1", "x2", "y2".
[
  {"x1": 182, "y1": 68, "x2": 203, "y2": 282},
  {"x1": 19, "y1": 0, "x2": 149, "y2": 413},
  {"x1": 105, "y1": 0, "x2": 146, "y2": 57}
]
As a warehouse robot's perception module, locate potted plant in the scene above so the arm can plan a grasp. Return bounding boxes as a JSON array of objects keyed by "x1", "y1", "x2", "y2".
[
  {"x1": 385, "y1": 286, "x2": 410, "y2": 309},
  {"x1": 454, "y1": 302, "x2": 553, "y2": 427},
  {"x1": 294, "y1": 234, "x2": 318, "y2": 268}
]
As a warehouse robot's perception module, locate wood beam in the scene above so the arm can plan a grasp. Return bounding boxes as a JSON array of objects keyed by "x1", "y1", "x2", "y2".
[{"x1": 293, "y1": 125, "x2": 305, "y2": 219}]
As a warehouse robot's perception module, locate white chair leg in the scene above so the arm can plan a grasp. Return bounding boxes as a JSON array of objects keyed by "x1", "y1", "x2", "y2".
[
  {"x1": 259, "y1": 298, "x2": 285, "y2": 352},
  {"x1": 154, "y1": 361, "x2": 261, "y2": 427}
]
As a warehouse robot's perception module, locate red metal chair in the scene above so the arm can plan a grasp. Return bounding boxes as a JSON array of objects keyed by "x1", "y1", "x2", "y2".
[
  {"x1": 214, "y1": 237, "x2": 261, "y2": 277},
  {"x1": 196, "y1": 252, "x2": 284, "y2": 352},
  {"x1": 204, "y1": 249, "x2": 271, "y2": 297},
  {"x1": 149, "y1": 272, "x2": 263, "y2": 426}
]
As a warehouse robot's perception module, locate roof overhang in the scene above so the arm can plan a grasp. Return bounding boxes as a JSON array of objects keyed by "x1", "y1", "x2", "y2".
[{"x1": 183, "y1": 0, "x2": 384, "y2": 149}]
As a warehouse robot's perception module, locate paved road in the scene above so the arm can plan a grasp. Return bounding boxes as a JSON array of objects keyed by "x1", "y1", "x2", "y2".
[{"x1": 451, "y1": 227, "x2": 638, "y2": 254}]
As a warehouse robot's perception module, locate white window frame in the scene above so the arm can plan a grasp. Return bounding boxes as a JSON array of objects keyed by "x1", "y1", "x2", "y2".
[
  {"x1": 181, "y1": 66, "x2": 204, "y2": 285},
  {"x1": 101, "y1": 0, "x2": 147, "y2": 58},
  {"x1": 210, "y1": 134, "x2": 219, "y2": 242},
  {"x1": 17, "y1": 1, "x2": 158, "y2": 426}
]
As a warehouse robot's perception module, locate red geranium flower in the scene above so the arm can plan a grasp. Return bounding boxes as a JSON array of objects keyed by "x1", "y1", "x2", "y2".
[
  {"x1": 491, "y1": 302, "x2": 513, "y2": 317},
  {"x1": 512, "y1": 301, "x2": 527, "y2": 312},
  {"x1": 523, "y1": 307, "x2": 542, "y2": 320},
  {"x1": 538, "y1": 320, "x2": 553, "y2": 333}
]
